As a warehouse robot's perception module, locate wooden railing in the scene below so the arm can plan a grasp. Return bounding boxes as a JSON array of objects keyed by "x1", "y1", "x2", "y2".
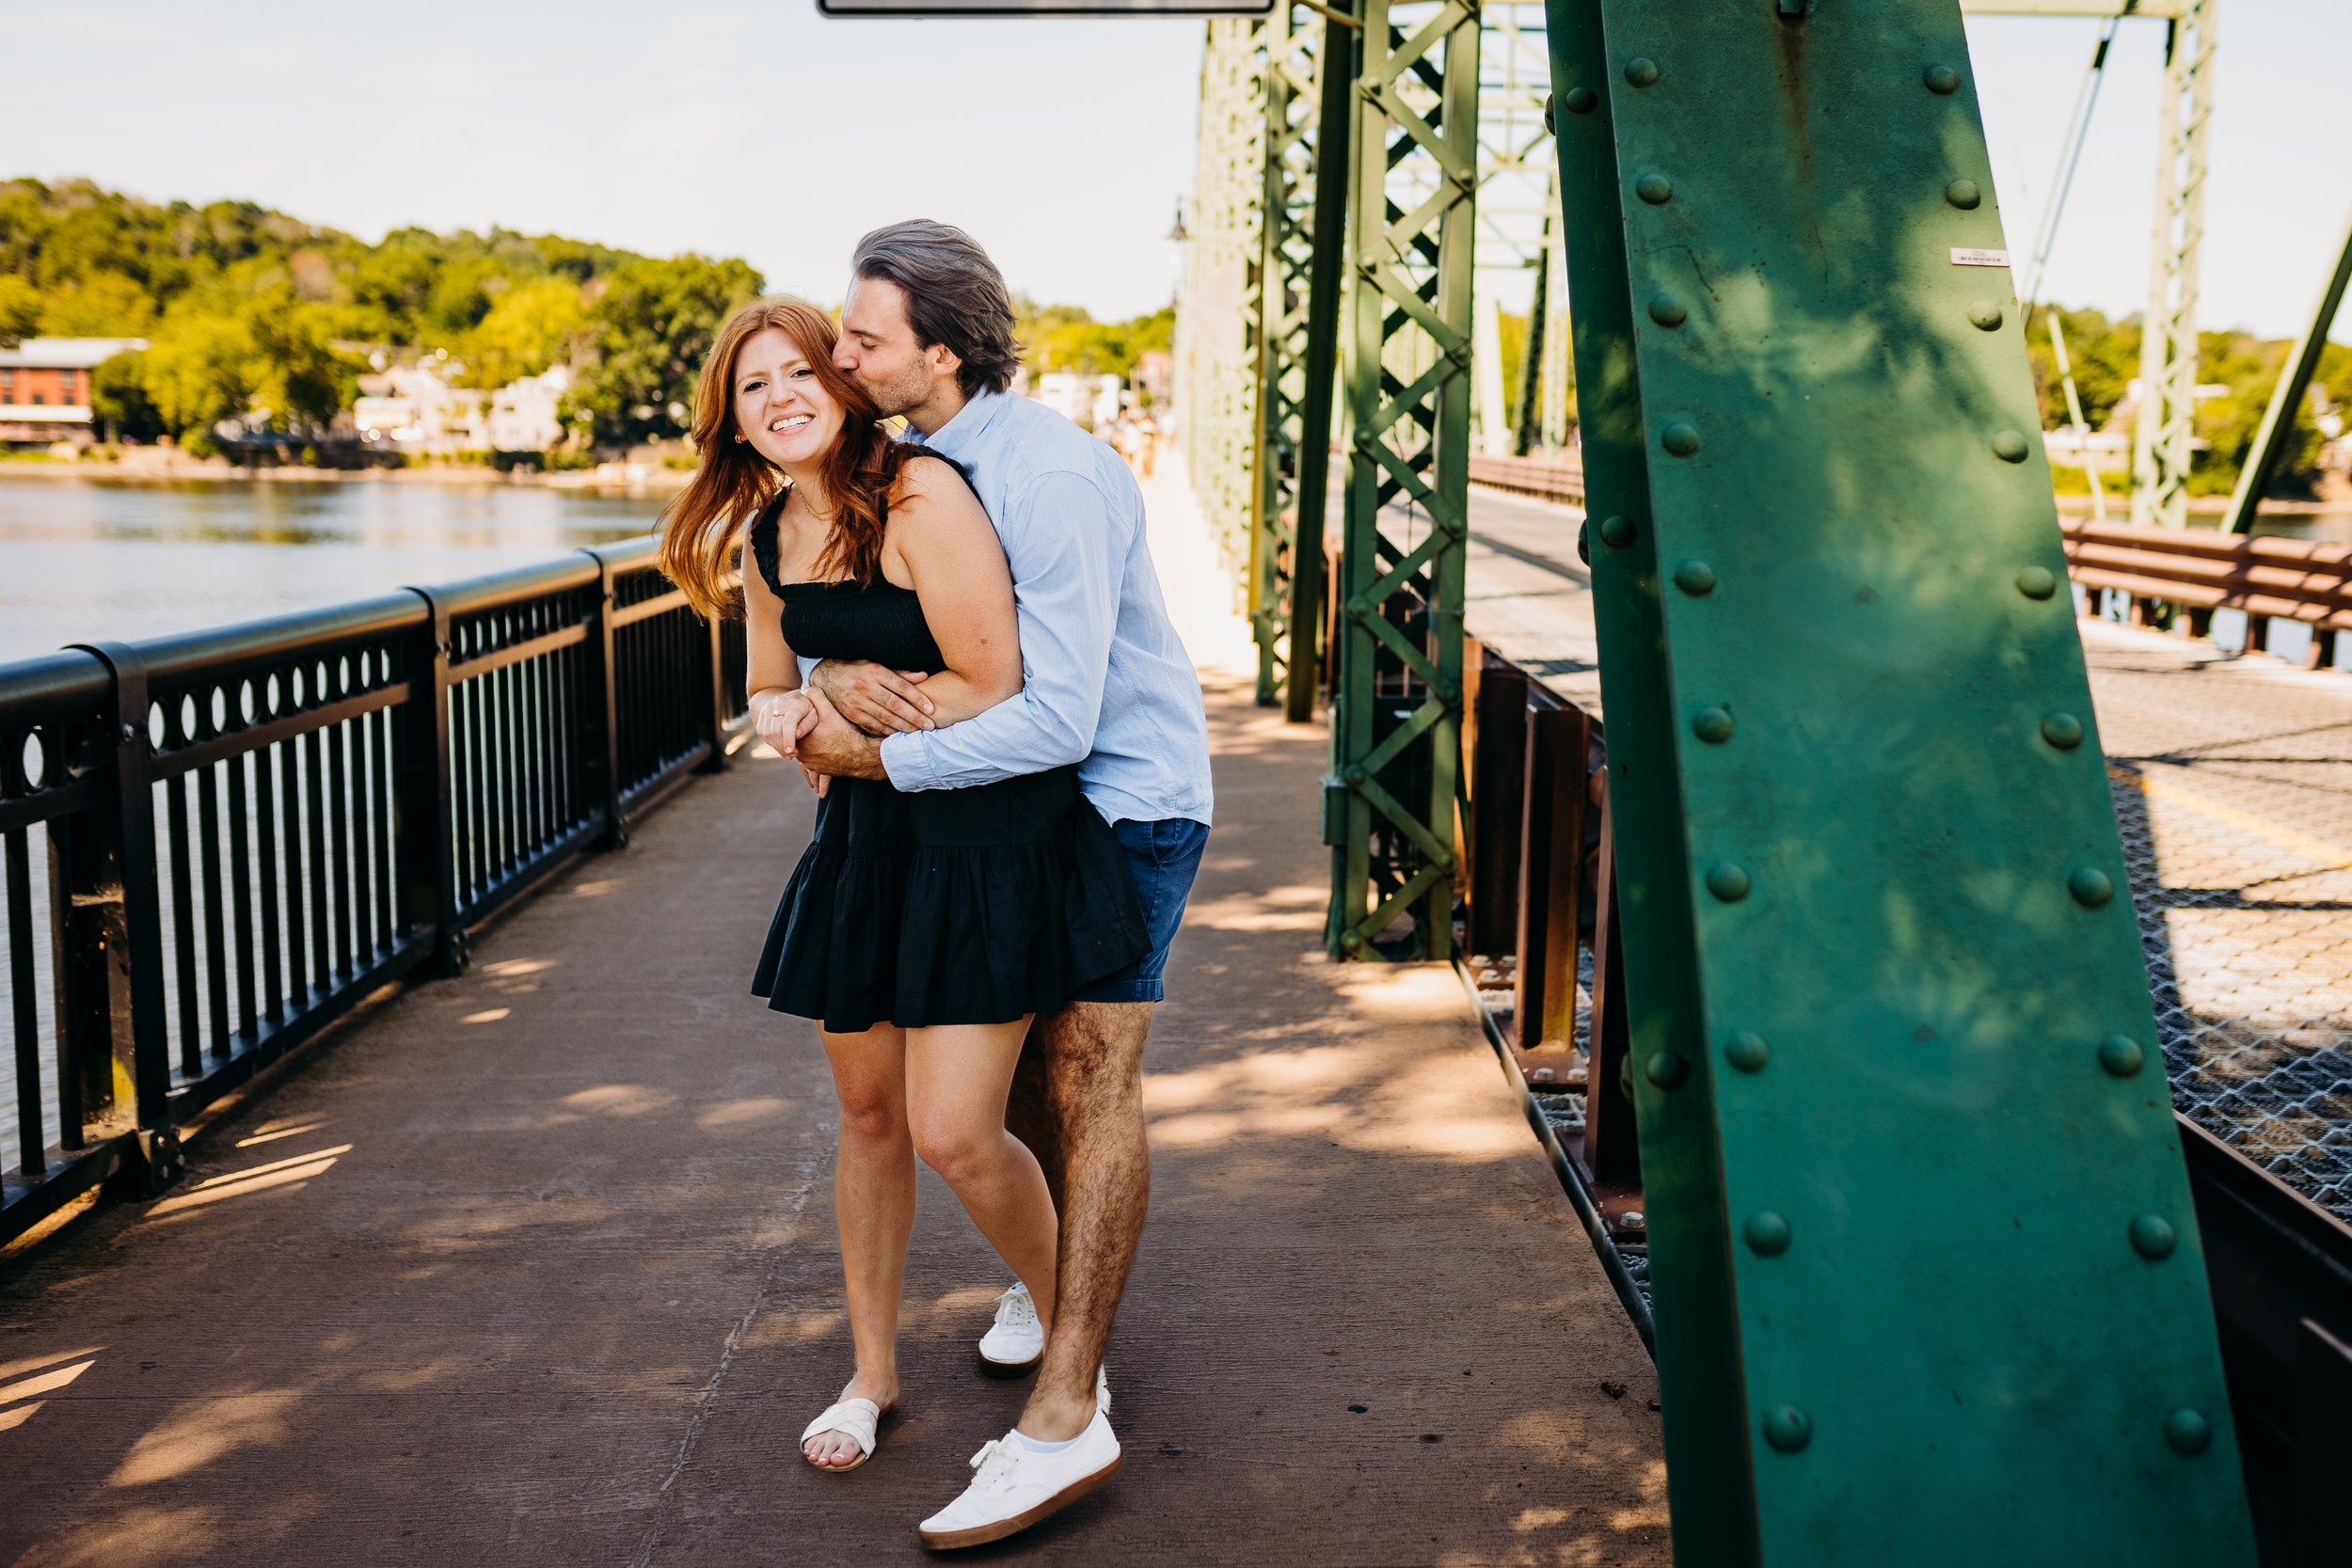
[
  {"x1": 2062, "y1": 519, "x2": 2352, "y2": 668},
  {"x1": 1467, "y1": 453, "x2": 1585, "y2": 507}
]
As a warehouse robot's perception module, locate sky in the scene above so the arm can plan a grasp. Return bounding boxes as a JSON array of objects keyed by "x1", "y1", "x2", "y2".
[
  {"x1": 5, "y1": 0, "x2": 1208, "y2": 320},
  {"x1": 1963, "y1": 1, "x2": 2352, "y2": 341},
  {"x1": 4, "y1": 1, "x2": 2348, "y2": 338}
]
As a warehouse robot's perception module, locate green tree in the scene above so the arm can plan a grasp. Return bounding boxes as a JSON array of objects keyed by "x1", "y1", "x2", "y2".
[
  {"x1": 0, "y1": 177, "x2": 754, "y2": 444},
  {"x1": 2188, "y1": 327, "x2": 2328, "y2": 497},
  {"x1": 139, "y1": 311, "x2": 250, "y2": 452},
  {"x1": 1497, "y1": 308, "x2": 1528, "y2": 431},
  {"x1": 567, "y1": 255, "x2": 763, "y2": 446},
  {"x1": 242, "y1": 288, "x2": 358, "y2": 427},
  {"x1": 0, "y1": 274, "x2": 38, "y2": 343},
  {"x1": 456, "y1": 275, "x2": 586, "y2": 388},
  {"x1": 89, "y1": 348, "x2": 166, "y2": 440},
  {"x1": 2024, "y1": 306, "x2": 2139, "y2": 434},
  {"x1": 1014, "y1": 296, "x2": 1176, "y2": 384},
  {"x1": 37, "y1": 270, "x2": 155, "y2": 336}
]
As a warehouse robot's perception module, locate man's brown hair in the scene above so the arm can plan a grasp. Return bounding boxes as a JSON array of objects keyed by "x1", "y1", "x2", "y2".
[{"x1": 850, "y1": 219, "x2": 1021, "y2": 397}]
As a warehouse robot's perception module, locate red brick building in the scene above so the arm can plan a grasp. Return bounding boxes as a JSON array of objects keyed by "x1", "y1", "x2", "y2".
[{"x1": 0, "y1": 337, "x2": 147, "y2": 447}]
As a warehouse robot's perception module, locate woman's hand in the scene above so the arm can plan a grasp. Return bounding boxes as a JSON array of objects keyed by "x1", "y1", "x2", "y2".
[{"x1": 755, "y1": 690, "x2": 818, "y2": 758}]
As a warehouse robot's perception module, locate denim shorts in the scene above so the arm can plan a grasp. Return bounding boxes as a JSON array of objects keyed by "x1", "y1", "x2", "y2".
[{"x1": 1070, "y1": 816, "x2": 1211, "y2": 1005}]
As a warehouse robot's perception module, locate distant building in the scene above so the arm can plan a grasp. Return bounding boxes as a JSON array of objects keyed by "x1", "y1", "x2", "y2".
[
  {"x1": 1033, "y1": 372, "x2": 1122, "y2": 432},
  {"x1": 485, "y1": 366, "x2": 570, "y2": 454},
  {"x1": 1131, "y1": 350, "x2": 1171, "y2": 410},
  {"x1": 354, "y1": 359, "x2": 569, "y2": 456},
  {"x1": 0, "y1": 337, "x2": 148, "y2": 447}
]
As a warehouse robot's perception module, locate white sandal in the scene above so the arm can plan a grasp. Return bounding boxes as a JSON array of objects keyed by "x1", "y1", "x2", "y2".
[{"x1": 801, "y1": 1396, "x2": 886, "y2": 1471}]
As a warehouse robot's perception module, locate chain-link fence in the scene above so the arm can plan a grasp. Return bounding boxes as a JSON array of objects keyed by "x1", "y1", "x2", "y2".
[{"x1": 2090, "y1": 626, "x2": 2352, "y2": 1224}]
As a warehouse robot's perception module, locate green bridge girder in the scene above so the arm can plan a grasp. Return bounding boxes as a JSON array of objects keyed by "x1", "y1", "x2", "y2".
[
  {"x1": 1182, "y1": 0, "x2": 2264, "y2": 1556},
  {"x1": 1547, "y1": 0, "x2": 2253, "y2": 1559},
  {"x1": 1182, "y1": 2, "x2": 2261, "y2": 1547}
]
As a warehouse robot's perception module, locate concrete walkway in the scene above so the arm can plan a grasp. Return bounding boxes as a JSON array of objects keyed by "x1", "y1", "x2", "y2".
[{"x1": 0, "y1": 478, "x2": 1666, "y2": 1566}]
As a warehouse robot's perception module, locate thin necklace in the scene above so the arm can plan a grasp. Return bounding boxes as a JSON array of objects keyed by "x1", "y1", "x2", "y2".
[{"x1": 786, "y1": 481, "x2": 835, "y2": 525}]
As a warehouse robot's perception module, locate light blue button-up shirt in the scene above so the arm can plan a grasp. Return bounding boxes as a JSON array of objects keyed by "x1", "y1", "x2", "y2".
[{"x1": 878, "y1": 389, "x2": 1213, "y2": 827}]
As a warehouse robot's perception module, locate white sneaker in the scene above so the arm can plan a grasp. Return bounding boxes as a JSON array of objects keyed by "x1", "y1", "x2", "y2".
[
  {"x1": 916, "y1": 1408, "x2": 1122, "y2": 1551},
  {"x1": 977, "y1": 1283, "x2": 1043, "y2": 1378}
]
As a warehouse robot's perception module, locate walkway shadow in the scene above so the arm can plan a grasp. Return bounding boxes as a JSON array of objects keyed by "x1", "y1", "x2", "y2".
[{"x1": 0, "y1": 667, "x2": 1666, "y2": 1567}]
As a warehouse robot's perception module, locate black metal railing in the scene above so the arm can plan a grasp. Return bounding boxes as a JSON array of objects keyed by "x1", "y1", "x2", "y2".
[
  {"x1": 0, "y1": 539, "x2": 746, "y2": 1247},
  {"x1": 1453, "y1": 637, "x2": 2352, "y2": 1553}
]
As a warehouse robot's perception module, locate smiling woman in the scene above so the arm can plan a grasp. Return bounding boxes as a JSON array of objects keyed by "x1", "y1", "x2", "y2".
[
  {"x1": 650, "y1": 274, "x2": 1155, "y2": 1485},
  {"x1": 655, "y1": 298, "x2": 906, "y2": 618}
]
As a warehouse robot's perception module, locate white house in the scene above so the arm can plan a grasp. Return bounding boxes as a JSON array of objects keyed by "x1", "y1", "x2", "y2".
[
  {"x1": 485, "y1": 366, "x2": 569, "y2": 454},
  {"x1": 1033, "y1": 372, "x2": 1122, "y2": 432},
  {"x1": 353, "y1": 359, "x2": 569, "y2": 456}
]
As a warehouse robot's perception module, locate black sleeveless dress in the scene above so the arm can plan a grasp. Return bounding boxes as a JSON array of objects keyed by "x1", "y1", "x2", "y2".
[{"x1": 746, "y1": 468, "x2": 1150, "y2": 1033}]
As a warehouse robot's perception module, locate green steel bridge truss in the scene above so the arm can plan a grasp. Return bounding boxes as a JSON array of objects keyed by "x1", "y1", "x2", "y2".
[
  {"x1": 1184, "y1": 1, "x2": 1558, "y2": 962},
  {"x1": 1177, "y1": 1, "x2": 2230, "y2": 958},
  {"x1": 1177, "y1": 0, "x2": 2259, "y2": 1557}
]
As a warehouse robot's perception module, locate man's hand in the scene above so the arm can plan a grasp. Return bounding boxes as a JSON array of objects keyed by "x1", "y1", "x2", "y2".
[
  {"x1": 809, "y1": 659, "x2": 935, "y2": 736},
  {"x1": 796, "y1": 687, "x2": 890, "y2": 782}
]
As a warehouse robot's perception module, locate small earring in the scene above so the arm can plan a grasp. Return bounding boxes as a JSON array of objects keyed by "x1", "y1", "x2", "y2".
[{"x1": 734, "y1": 433, "x2": 745, "y2": 443}]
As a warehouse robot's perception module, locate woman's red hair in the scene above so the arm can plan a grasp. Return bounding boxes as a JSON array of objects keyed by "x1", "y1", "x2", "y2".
[{"x1": 658, "y1": 296, "x2": 908, "y2": 619}]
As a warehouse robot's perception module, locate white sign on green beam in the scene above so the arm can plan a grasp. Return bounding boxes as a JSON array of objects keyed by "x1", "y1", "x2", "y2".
[{"x1": 818, "y1": 0, "x2": 1272, "y2": 13}]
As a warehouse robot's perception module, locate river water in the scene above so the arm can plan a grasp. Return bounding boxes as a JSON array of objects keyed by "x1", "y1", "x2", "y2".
[
  {"x1": 0, "y1": 475, "x2": 685, "y2": 1178},
  {"x1": 0, "y1": 473, "x2": 665, "y2": 666}
]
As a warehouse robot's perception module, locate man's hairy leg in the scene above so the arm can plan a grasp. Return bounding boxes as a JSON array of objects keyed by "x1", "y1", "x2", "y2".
[
  {"x1": 1005, "y1": 1022, "x2": 1065, "y2": 1214},
  {"x1": 1017, "y1": 999, "x2": 1153, "y2": 1442}
]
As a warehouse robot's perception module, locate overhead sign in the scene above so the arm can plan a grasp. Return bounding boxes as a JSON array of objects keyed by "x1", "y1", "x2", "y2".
[{"x1": 819, "y1": 0, "x2": 1276, "y2": 13}]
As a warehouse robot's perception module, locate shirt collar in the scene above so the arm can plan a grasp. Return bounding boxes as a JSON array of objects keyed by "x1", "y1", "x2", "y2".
[{"x1": 912, "y1": 387, "x2": 1004, "y2": 463}]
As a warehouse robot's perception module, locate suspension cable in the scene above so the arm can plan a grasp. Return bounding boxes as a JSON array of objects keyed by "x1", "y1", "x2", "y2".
[{"x1": 2017, "y1": 18, "x2": 2121, "y2": 317}]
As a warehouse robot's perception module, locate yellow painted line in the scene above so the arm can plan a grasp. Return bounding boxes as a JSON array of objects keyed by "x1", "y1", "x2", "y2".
[{"x1": 2116, "y1": 766, "x2": 2352, "y2": 872}]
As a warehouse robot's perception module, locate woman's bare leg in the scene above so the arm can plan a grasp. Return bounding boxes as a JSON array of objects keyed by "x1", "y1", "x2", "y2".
[
  {"x1": 905, "y1": 1017, "x2": 1058, "y2": 1336},
  {"x1": 806, "y1": 1022, "x2": 914, "y2": 1468}
]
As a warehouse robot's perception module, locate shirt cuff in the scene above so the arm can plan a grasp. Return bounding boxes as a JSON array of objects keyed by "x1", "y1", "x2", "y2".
[{"x1": 879, "y1": 728, "x2": 934, "y2": 791}]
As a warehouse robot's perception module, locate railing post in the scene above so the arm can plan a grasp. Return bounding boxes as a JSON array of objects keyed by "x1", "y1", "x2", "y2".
[
  {"x1": 60, "y1": 641, "x2": 180, "y2": 1191},
  {"x1": 399, "y1": 592, "x2": 466, "y2": 976},
  {"x1": 580, "y1": 549, "x2": 628, "y2": 850},
  {"x1": 1580, "y1": 785, "x2": 1639, "y2": 1195},
  {"x1": 1464, "y1": 645, "x2": 1529, "y2": 957},
  {"x1": 1513, "y1": 703, "x2": 1588, "y2": 1054},
  {"x1": 699, "y1": 610, "x2": 728, "y2": 774}
]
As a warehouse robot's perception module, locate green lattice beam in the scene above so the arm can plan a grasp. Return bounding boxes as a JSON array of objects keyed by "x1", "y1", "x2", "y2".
[
  {"x1": 1546, "y1": 0, "x2": 2257, "y2": 1559},
  {"x1": 1327, "y1": 0, "x2": 1479, "y2": 962}
]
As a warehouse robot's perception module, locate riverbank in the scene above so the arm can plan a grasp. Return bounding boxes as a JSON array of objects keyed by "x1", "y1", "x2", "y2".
[
  {"x1": 0, "y1": 474, "x2": 662, "y2": 664},
  {"x1": 0, "y1": 451, "x2": 693, "y2": 495}
]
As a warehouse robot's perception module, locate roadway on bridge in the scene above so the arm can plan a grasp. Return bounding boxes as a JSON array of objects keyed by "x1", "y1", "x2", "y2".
[
  {"x1": 1465, "y1": 485, "x2": 2352, "y2": 1225},
  {"x1": 0, "y1": 479, "x2": 1667, "y2": 1568}
]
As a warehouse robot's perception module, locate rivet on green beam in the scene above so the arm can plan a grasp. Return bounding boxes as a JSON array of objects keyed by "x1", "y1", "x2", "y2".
[
  {"x1": 2040, "y1": 713, "x2": 2084, "y2": 750},
  {"x1": 2130, "y1": 1214, "x2": 2179, "y2": 1260},
  {"x1": 1724, "y1": 1032, "x2": 1771, "y2": 1073},
  {"x1": 2069, "y1": 867, "x2": 2114, "y2": 908}
]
